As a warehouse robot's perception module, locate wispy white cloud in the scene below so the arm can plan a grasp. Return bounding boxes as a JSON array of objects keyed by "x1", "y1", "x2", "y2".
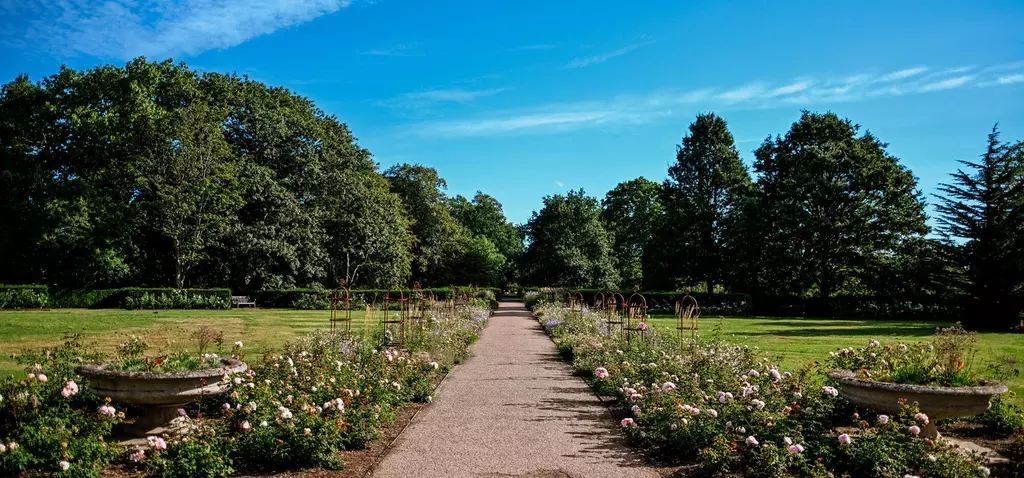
[
  {"x1": 410, "y1": 61, "x2": 1024, "y2": 138},
  {"x1": 404, "y1": 88, "x2": 508, "y2": 103},
  {"x1": 717, "y1": 84, "x2": 767, "y2": 102},
  {"x1": 4, "y1": 0, "x2": 354, "y2": 59},
  {"x1": 997, "y1": 74, "x2": 1024, "y2": 85},
  {"x1": 919, "y1": 75, "x2": 974, "y2": 92},
  {"x1": 878, "y1": 66, "x2": 928, "y2": 81},
  {"x1": 555, "y1": 180, "x2": 565, "y2": 188},
  {"x1": 362, "y1": 43, "x2": 423, "y2": 56},
  {"x1": 766, "y1": 80, "x2": 812, "y2": 97},
  {"x1": 564, "y1": 40, "x2": 654, "y2": 68}
]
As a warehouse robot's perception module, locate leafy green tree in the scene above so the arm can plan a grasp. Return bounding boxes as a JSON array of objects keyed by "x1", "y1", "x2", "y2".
[
  {"x1": 600, "y1": 178, "x2": 662, "y2": 290},
  {"x1": 935, "y1": 125, "x2": 1024, "y2": 329},
  {"x1": 646, "y1": 113, "x2": 752, "y2": 292},
  {"x1": 522, "y1": 190, "x2": 619, "y2": 288},
  {"x1": 753, "y1": 111, "x2": 928, "y2": 299},
  {"x1": 139, "y1": 102, "x2": 243, "y2": 288},
  {"x1": 448, "y1": 192, "x2": 524, "y2": 285}
]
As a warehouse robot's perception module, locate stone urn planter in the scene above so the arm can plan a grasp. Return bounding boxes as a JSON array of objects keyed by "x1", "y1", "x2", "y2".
[
  {"x1": 827, "y1": 369, "x2": 1007, "y2": 439},
  {"x1": 78, "y1": 358, "x2": 247, "y2": 437}
]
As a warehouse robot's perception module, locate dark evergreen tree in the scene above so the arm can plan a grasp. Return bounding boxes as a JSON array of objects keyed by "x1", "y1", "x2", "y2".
[{"x1": 935, "y1": 125, "x2": 1024, "y2": 329}]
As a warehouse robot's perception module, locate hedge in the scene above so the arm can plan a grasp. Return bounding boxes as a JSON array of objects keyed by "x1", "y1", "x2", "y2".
[
  {"x1": 0, "y1": 284, "x2": 50, "y2": 309},
  {"x1": 51, "y1": 288, "x2": 232, "y2": 309},
  {"x1": 521, "y1": 287, "x2": 966, "y2": 320},
  {"x1": 254, "y1": 287, "x2": 499, "y2": 309}
]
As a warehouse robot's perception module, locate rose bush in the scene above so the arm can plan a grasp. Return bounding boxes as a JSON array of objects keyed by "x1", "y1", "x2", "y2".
[
  {"x1": 534, "y1": 302, "x2": 996, "y2": 478},
  {"x1": 1, "y1": 304, "x2": 490, "y2": 477}
]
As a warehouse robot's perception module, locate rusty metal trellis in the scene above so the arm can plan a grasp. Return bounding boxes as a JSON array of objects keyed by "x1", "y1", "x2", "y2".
[
  {"x1": 625, "y1": 293, "x2": 648, "y2": 342},
  {"x1": 605, "y1": 292, "x2": 626, "y2": 336},
  {"x1": 406, "y1": 283, "x2": 431, "y2": 341},
  {"x1": 569, "y1": 291, "x2": 585, "y2": 311},
  {"x1": 592, "y1": 292, "x2": 606, "y2": 310},
  {"x1": 330, "y1": 281, "x2": 353, "y2": 338},
  {"x1": 675, "y1": 293, "x2": 700, "y2": 343},
  {"x1": 382, "y1": 288, "x2": 407, "y2": 348}
]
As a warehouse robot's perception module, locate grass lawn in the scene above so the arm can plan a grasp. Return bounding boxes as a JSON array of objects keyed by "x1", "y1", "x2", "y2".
[
  {"x1": 645, "y1": 314, "x2": 1024, "y2": 404},
  {"x1": 0, "y1": 308, "x2": 397, "y2": 378}
]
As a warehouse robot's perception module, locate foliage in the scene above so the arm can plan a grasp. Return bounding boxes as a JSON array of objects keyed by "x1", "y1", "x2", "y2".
[
  {"x1": 824, "y1": 324, "x2": 1008, "y2": 387},
  {"x1": 0, "y1": 288, "x2": 50, "y2": 309},
  {"x1": 600, "y1": 178, "x2": 663, "y2": 290},
  {"x1": 0, "y1": 59, "x2": 411, "y2": 290},
  {"x1": 522, "y1": 189, "x2": 619, "y2": 288},
  {"x1": 647, "y1": 113, "x2": 752, "y2": 292},
  {"x1": 749, "y1": 111, "x2": 929, "y2": 300},
  {"x1": 0, "y1": 299, "x2": 490, "y2": 476},
  {"x1": 935, "y1": 125, "x2": 1024, "y2": 330},
  {"x1": 533, "y1": 303, "x2": 992, "y2": 477},
  {"x1": 0, "y1": 337, "x2": 121, "y2": 478},
  {"x1": 969, "y1": 394, "x2": 1024, "y2": 436}
]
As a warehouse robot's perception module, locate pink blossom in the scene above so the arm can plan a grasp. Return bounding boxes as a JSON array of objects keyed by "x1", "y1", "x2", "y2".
[
  {"x1": 769, "y1": 369, "x2": 782, "y2": 382},
  {"x1": 620, "y1": 418, "x2": 634, "y2": 428},
  {"x1": 690, "y1": 407, "x2": 701, "y2": 416},
  {"x1": 240, "y1": 420, "x2": 251, "y2": 431},
  {"x1": 908, "y1": 425, "x2": 921, "y2": 436},
  {"x1": 177, "y1": 408, "x2": 188, "y2": 418},
  {"x1": 98, "y1": 405, "x2": 116, "y2": 416},
  {"x1": 222, "y1": 402, "x2": 231, "y2": 412},
  {"x1": 594, "y1": 367, "x2": 609, "y2": 379},
  {"x1": 745, "y1": 436, "x2": 759, "y2": 446},
  {"x1": 129, "y1": 449, "x2": 145, "y2": 462},
  {"x1": 37, "y1": 374, "x2": 48, "y2": 383},
  {"x1": 680, "y1": 418, "x2": 688, "y2": 426},
  {"x1": 747, "y1": 369, "x2": 760, "y2": 377},
  {"x1": 788, "y1": 445, "x2": 802, "y2": 454},
  {"x1": 784, "y1": 437, "x2": 793, "y2": 445},
  {"x1": 878, "y1": 414, "x2": 890, "y2": 424},
  {"x1": 0, "y1": 444, "x2": 5, "y2": 453},
  {"x1": 662, "y1": 382, "x2": 676, "y2": 392},
  {"x1": 631, "y1": 405, "x2": 641, "y2": 414},
  {"x1": 60, "y1": 380, "x2": 79, "y2": 398},
  {"x1": 146, "y1": 436, "x2": 167, "y2": 450},
  {"x1": 838, "y1": 433, "x2": 852, "y2": 445},
  {"x1": 59, "y1": 460, "x2": 70, "y2": 471},
  {"x1": 706, "y1": 408, "x2": 718, "y2": 417},
  {"x1": 914, "y1": 412, "x2": 929, "y2": 424},
  {"x1": 822, "y1": 386, "x2": 839, "y2": 397},
  {"x1": 670, "y1": 423, "x2": 678, "y2": 430},
  {"x1": 868, "y1": 340, "x2": 880, "y2": 347}
]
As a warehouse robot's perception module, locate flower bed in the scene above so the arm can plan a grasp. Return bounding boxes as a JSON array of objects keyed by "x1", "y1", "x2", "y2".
[
  {"x1": 533, "y1": 302, "x2": 1006, "y2": 477},
  {"x1": 0, "y1": 301, "x2": 492, "y2": 477}
]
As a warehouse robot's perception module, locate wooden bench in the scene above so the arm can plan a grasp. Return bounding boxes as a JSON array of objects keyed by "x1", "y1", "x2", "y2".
[{"x1": 231, "y1": 296, "x2": 256, "y2": 308}]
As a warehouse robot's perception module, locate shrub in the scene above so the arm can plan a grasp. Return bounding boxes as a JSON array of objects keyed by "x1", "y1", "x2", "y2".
[
  {"x1": 292, "y1": 293, "x2": 331, "y2": 310},
  {"x1": 0, "y1": 288, "x2": 50, "y2": 309},
  {"x1": 534, "y1": 303, "x2": 991, "y2": 477},
  {"x1": 122, "y1": 289, "x2": 231, "y2": 310},
  {"x1": 970, "y1": 394, "x2": 1024, "y2": 436}
]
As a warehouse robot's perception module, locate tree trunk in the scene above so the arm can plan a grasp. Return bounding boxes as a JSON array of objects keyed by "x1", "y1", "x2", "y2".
[{"x1": 705, "y1": 279, "x2": 714, "y2": 296}]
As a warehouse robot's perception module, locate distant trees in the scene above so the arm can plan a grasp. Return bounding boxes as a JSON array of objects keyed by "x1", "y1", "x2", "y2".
[
  {"x1": 646, "y1": 113, "x2": 752, "y2": 292},
  {"x1": 0, "y1": 59, "x2": 518, "y2": 290},
  {"x1": 521, "y1": 190, "x2": 618, "y2": 289},
  {"x1": 520, "y1": 111, "x2": 1023, "y2": 328},
  {"x1": 935, "y1": 125, "x2": 1024, "y2": 329},
  {"x1": 600, "y1": 178, "x2": 662, "y2": 290}
]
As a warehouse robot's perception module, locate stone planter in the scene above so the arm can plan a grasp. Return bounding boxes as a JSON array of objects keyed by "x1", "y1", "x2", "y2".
[
  {"x1": 827, "y1": 369, "x2": 1007, "y2": 439},
  {"x1": 78, "y1": 358, "x2": 247, "y2": 437}
]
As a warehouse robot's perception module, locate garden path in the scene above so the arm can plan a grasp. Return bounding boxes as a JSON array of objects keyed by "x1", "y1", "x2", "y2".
[{"x1": 372, "y1": 300, "x2": 661, "y2": 478}]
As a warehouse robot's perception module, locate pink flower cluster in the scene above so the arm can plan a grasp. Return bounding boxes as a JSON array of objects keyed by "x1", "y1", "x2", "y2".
[
  {"x1": 146, "y1": 436, "x2": 167, "y2": 450},
  {"x1": 594, "y1": 367, "x2": 610, "y2": 379},
  {"x1": 97, "y1": 405, "x2": 116, "y2": 416},
  {"x1": 60, "y1": 380, "x2": 79, "y2": 398}
]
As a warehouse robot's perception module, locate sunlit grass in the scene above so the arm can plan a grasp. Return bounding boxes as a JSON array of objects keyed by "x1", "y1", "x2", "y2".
[
  {"x1": 644, "y1": 314, "x2": 1024, "y2": 404},
  {"x1": 0, "y1": 308, "x2": 398, "y2": 377}
]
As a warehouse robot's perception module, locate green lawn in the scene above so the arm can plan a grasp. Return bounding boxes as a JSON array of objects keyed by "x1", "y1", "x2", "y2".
[
  {"x1": 645, "y1": 314, "x2": 1024, "y2": 403},
  {"x1": 3, "y1": 309, "x2": 1022, "y2": 405},
  {"x1": 0, "y1": 308, "x2": 395, "y2": 377}
]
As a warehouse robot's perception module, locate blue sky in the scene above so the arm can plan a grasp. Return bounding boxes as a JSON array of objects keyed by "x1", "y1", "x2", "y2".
[{"x1": 2, "y1": 0, "x2": 1023, "y2": 225}]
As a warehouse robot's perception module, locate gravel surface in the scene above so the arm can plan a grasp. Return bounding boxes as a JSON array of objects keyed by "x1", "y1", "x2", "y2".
[{"x1": 372, "y1": 301, "x2": 661, "y2": 478}]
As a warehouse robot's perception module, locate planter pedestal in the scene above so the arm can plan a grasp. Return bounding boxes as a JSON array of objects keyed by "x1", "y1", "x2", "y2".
[
  {"x1": 78, "y1": 358, "x2": 247, "y2": 439},
  {"x1": 827, "y1": 370, "x2": 1007, "y2": 439}
]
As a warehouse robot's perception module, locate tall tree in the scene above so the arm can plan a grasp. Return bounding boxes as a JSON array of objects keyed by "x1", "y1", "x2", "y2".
[
  {"x1": 522, "y1": 190, "x2": 619, "y2": 288},
  {"x1": 647, "y1": 113, "x2": 752, "y2": 292},
  {"x1": 139, "y1": 102, "x2": 243, "y2": 288},
  {"x1": 449, "y1": 192, "x2": 524, "y2": 285},
  {"x1": 753, "y1": 111, "x2": 928, "y2": 300},
  {"x1": 935, "y1": 125, "x2": 1024, "y2": 329},
  {"x1": 601, "y1": 178, "x2": 663, "y2": 290}
]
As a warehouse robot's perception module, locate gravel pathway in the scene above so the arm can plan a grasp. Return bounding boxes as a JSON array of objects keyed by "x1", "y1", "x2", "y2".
[{"x1": 372, "y1": 300, "x2": 660, "y2": 478}]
